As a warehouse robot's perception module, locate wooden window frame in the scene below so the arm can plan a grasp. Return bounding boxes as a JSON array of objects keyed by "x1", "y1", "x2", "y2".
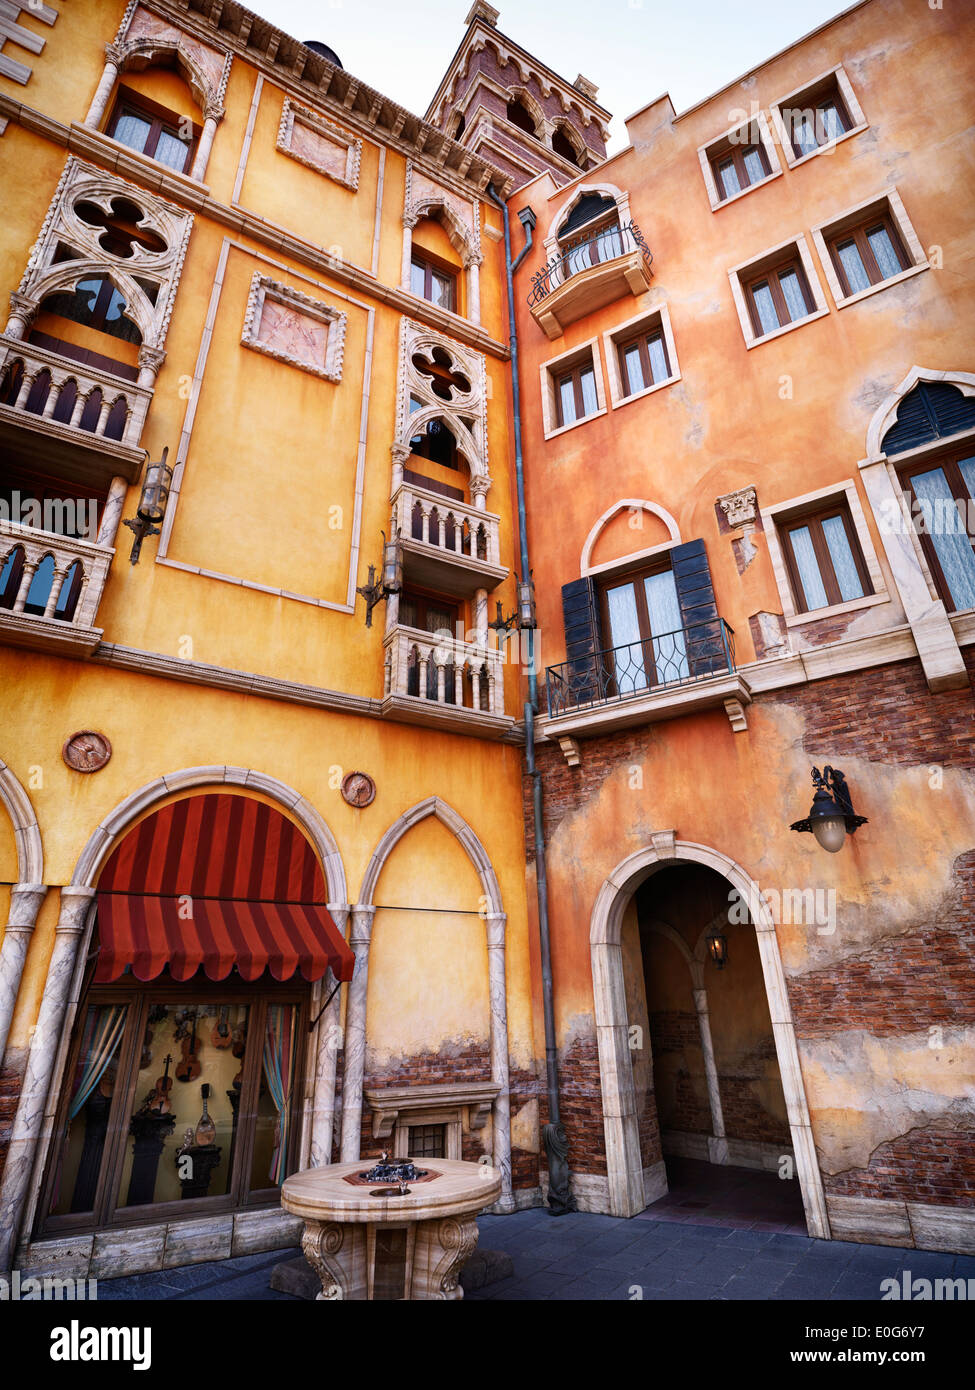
[
  {"x1": 900, "y1": 443, "x2": 975, "y2": 613},
  {"x1": 783, "y1": 77, "x2": 852, "y2": 160},
  {"x1": 616, "y1": 327, "x2": 671, "y2": 398},
  {"x1": 596, "y1": 558, "x2": 677, "y2": 693},
  {"x1": 743, "y1": 255, "x2": 815, "y2": 338},
  {"x1": 398, "y1": 587, "x2": 460, "y2": 634},
  {"x1": 826, "y1": 213, "x2": 910, "y2": 298},
  {"x1": 410, "y1": 251, "x2": 457, "y2": 314},
  {"x1": 554, "y1": 357, "x2": 597, "y2": 429},
  {"x1": 106, "y1": 86, "x2": 198, "y2": 175},
  {"x1": 779, "y1": 502, "x2": 874, "y2": 614},
  {"x1": 710, "y1": 137, "x2": 771, "y2": 203},
  {"x1": 36, "y1": 974, "x2": 309, "y2": 1239}
]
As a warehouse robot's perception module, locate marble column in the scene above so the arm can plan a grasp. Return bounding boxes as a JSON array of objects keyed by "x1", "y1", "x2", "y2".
[
  {"x1": 0, "y1": 886, "x2": 95, "y2": 1271},
  {"x1": 390, "y1": 441, "x2": 410, "y2": 496},
  {"x1": 0, "y1": 884, "x2": 47, "y2": 1070},
  {"x1": 189, "y1": 107, "x2": 222, "y2": 182},
  {"x1": 466, "y1": 255, "x2": 482, "y2": 327},
  {"x1": 84, "y1": 49, "x2": 122, "y2": 128},
  {"x1": 309, "y1": 904, "x2": 350, "y2": 1168},
  {"x1": 693, "y1": 987, "x2": 728, "y2": 1164},
  {"x1": 401, "y1": 218, "x2": 416, "y2": 292},
  {"x1": 95, "y1": 476, "x2": 128, "y2": 548},
  {"x1": 338, "y1": 905, "x2": 375, "y2": 1162},
  {"x1": 3, "y1": 292, "x2": 35, "y2": 340},
  {"x1": 485, "y1": 912, "x2": 514, "y2": 1211}
]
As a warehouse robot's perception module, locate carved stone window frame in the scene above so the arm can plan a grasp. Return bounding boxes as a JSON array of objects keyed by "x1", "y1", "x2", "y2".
[
  {"x1": 240, "y1": 272, "x2": 347, "y2": 383},
  {"x1": 363, "y1": 1081, "x2": 500, "y2": 1161},
  {"x1": 276, "y1": 97, "x2": 362, "y2": 192}
]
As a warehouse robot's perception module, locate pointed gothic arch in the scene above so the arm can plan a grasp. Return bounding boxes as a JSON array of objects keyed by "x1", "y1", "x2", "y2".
[{"x1": 864, "y1": 366, "x2": 975, "y2": 461}]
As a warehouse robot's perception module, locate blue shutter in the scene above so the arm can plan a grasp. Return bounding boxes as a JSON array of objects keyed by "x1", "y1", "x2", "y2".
[
  {"x1": 556, "y1": 577, "x2": 604, "y2": 710},
  {"x1": 670, "y1": 540, "x2": 729, "y2": 678},
  {"x1": 882, "y1": 383, "x2": 975, "y2": 456}
]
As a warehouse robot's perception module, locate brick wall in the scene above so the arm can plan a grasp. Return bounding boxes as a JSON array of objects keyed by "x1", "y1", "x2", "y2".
[{"x1": 826, "y1": 1127, "x2": 975, "y2": 1208}]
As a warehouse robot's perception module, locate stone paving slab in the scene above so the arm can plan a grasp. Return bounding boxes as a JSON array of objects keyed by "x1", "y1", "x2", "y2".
[{"x1": 91, "y1": 1211, "x2": 965, "y2": 1301}]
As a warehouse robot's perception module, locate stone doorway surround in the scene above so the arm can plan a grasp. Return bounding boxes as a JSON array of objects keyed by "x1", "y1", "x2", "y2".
[{"x1": 589, "y1": 832, "x2": 830, "y2": 1239}]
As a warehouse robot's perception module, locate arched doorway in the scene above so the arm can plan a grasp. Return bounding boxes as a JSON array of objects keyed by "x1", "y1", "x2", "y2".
[
  {"x1": 590, "y1": 836, "x2": 829, "y2": 1237},
  {"x1": 32, "y1": 791, "x2": 353, "y2": 1241},
  {"x1": 634, "y1": 864, "x2": 804, "y2": 1231}
]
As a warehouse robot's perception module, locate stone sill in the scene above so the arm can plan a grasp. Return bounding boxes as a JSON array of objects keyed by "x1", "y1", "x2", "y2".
[
  {"x1": 540, "y1": 670, "x2": 752, "y2": 739},
  {"x1": 382, "y1": 693, "x2": 514, "y2": 738},
  {"x1": 0, "y1": 611, "x2": 102, "y2": 658}
]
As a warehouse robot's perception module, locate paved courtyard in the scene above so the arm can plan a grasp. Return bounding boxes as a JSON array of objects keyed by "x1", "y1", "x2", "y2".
[{"x1": 92, "y1": 1205, "x2": 969, "y2": 1301}]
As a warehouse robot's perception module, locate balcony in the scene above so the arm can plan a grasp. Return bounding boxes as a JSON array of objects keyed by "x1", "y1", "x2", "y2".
[
  {"x1": 0, "y1": 335, "x2": 150, "y2": 490},
  {"x1": 527, "y1": 220, "x2": 654, "y2": 340},
  {"x1": 382, "y1": 624, "x2": 511, "y2": 735},
  {"x1": 543, "y1": 618, "x2": 752, "y2": 739},
  {"x1": 391, "y1": 481, "x2": 507, "y2": 597},
  {"x1": 0, "y1": 525, "x2": 114, "y2": 657}
]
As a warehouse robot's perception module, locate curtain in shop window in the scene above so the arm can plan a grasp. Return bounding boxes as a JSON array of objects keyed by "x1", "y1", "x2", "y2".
[
  {"x1": 262, "y1": 1004, "x2": 296, "y2": 1185},
  {"x1": 68, "y1": 1004, "x2": 127, "y2": 1119}
]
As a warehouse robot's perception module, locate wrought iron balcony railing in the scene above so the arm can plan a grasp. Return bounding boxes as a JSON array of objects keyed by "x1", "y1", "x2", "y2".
[
  {"x1": 527, "y1": 220, "x2": 653, "y2": 307},
  {"x1": 546, "y1": 618, "x2": 736, "y2": 719}
]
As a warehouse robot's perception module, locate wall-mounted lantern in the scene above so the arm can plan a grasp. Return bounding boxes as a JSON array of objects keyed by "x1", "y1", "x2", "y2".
[
  {"x1": 517, "y1": 572, "x2": 537, "y2": 631},
  {"x1": 705, "y1": 924, "x2": 728, "y2": 969},
  {"x1": 124, "y1": 447, "x2": 173, "y2": 564},
  {"x1": 356, "y1": 531, "x2": 402, "y2": 627},
  {"x1": 790, "y1": 765, "x2": 867, "y2": 853}
]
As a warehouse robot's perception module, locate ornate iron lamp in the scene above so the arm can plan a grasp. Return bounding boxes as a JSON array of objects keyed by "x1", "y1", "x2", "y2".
[
  {"x1": 790, "y1": 765, "x2": 867, "y2": 853},
  {"x1": 356, "y1": 531, "x2": 402, "y2": 627},
  {"x1": 705, "y1": 924, "x2": 728, "y2": 969},
  {"x1": 124, "y1": 447, "x2": 173, "y2": 563}
]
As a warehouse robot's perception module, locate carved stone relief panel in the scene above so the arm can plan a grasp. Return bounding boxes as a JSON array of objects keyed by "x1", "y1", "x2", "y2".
[{"x1": 241, "y1": 273, "x2": 348, "y2": 383}]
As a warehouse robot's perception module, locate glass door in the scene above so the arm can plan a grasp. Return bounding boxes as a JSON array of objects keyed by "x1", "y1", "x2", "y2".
[{"x1": 602, "y1": 566, "x2": 687, "y2": 697}]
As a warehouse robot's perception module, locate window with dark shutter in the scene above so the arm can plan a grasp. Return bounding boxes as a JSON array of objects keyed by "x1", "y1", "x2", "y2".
[
  {"x1": 560, "y1": 577, "x2": 603, "y2": 704},
  {"x1": 881, "y1": 383, "x2": 975, "y2": 457},
  {"x1": 670, "y1": 540, "x2": 729, "y2": 678}
]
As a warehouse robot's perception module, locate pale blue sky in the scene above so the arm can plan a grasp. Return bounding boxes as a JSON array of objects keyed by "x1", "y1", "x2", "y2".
[{"x1": 245, "y1": 0, "x2": 857, "y2": 149}]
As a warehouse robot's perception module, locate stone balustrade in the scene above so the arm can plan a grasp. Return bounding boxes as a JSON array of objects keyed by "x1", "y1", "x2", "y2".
[
  {"x1": 0, "y1": 525, "x2": 114, "y2": 654},
  {"x1": 391, "y1": 481, "x2": 502, "y2": 569},
  {"x1": 384, "y1": 624, "x2": 506, "y2": 718}
]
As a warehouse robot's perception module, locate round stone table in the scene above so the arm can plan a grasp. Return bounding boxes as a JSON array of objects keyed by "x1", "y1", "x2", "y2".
[{"x1": 281, "y1": 1159, "x2": 502, "y2": 1301}]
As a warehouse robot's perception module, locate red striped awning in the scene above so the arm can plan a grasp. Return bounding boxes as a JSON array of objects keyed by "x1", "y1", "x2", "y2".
[
  {"x1": 94, "y1": 893, "x2": 353, "y2": 983},
  {"x1": 94, "y1": 793, "x2": 354, "y2": 983}
]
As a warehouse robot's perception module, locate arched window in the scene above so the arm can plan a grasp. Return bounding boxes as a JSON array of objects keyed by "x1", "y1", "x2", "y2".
[
  {"x1": 409, "y1": 416, "x2": 459, "y2": 470},
  {"x1": 39, "y1": 278, "x2": 142, "y2": 345},
  {"x1": 506, "y1": 98, "x2": 537, "y2": 135},
  {"x1": 0, "y1": 546, "x2": 25, "y2": 609},
  {"x1": 24, "y1": 553, "x2": 57, "y2": 615},
  {"x1": 553, "y1": 126, "x2": 583, "y2": 167},
  {"x1": 557, "y1": 194, "x2": 624, "y2": 277}
]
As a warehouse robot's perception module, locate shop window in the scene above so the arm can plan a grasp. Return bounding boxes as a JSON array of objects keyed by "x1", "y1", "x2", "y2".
[
  {"x1": 39, "y1": 983, "x2": 307, "y2": 1234},
  {"x1": 105, "y1": 87, "x2": 197, "y2": 174}
]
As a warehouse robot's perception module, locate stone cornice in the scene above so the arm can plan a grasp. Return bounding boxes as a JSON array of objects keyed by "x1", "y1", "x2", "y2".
[
  {"x1": 0, "y1": 94, "x2": 510, "y2": 361},
  {"x1": 140, "y1": 0, "x2": 514, "y2": 199}
]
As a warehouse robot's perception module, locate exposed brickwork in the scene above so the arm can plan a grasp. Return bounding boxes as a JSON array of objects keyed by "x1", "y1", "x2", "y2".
[
  {"x1": 555, "y1": 1032, "x2": 607, "y2": 1176},
  {"x1": 671, "y1": 1071, "x2": 711, "y2": 1135},
  {"x1": 650, "y1": 1010, "x2": 700, "y2": 1051},
  {"x1": 789, "y1": 851, "x2": 975, "y2": 1038},
  {"x1": 637, "y1": 1089, "x2": 661, "y2": 1170},
  {"x1": 826, "y1": 1126, "x2": 975, "y2": 1208},
  {"x1": 719, "y1": 1075, "x2": 791, "y2": 1146}
]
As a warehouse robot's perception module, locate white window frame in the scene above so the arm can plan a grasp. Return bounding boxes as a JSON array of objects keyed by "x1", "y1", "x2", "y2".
[
  {"x1": 811, "y1": 187, "x2": 929, "y2": 310},
  {"x1": 769, "y1": 64, "x2": 868, "y2": 170},
  {"x1": 698, "y1": 110, "x2": 783, "y2": 213},
  {"x1": 539, "y1": 335, "x2": 607, "y2": 440},
  {"x1": 240, "y1": 272, "x2": 348, "y2": 382},
  {"x1": 728, "y1": 233, "x2": 830, "y2": 348},
  {"x1": 603, "y1": 303, "x2": 681, "y2": 409},
  {"x1": 761, "y1": 479, "x2": 889, "y2": 626},
  {"x1": 276, "y1": 97, "x2": 362, "y2": 192}
]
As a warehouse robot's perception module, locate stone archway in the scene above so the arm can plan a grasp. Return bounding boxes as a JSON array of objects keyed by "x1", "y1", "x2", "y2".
[{"x1": 590, "y1": 834, "x2": 829, "y2": 1237}]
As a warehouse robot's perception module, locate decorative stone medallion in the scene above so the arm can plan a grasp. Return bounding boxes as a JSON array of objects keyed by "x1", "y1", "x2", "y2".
[
  {"x1": 62, "y1": 730, "x2": 112, "y2": 773},
  {"x1": 341, "y1": 771, "x2": 376, "y2": 808}
]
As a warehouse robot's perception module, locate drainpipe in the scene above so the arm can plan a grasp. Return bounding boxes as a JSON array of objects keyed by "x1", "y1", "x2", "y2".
[{"x1": 487, "y1": 184, "x2": 574, "y2": 1215}]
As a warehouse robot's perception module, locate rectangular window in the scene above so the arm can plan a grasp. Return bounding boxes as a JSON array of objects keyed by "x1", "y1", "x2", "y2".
[
  {"x1": 599, "y1": 564, "x2": 688, "y2": 695},
  {"x1": 780, "y1": 504, "x2": 873, "y2": 613},
  {"x1": 903, "y1": 448, "x2": 975, "y2": 613},
  {"x1": 617, "y1": 328, "x2": 671, "y2": 397},
  {"x1": 554, "y1": 358, "x2": 598, "y2": 427},
  {"x1": 710, "y1": 139, "x2": 771, "y2": 202},
  {"x1": 785, "y1": 83, "x2": 851, "y2": 159},
  {"x1": 407, "y1": 1124, "x2": 446, "y2": 1159},
  {"x1": 38, "y1": 982, "x2": 308, "y2": 1236},
  {"x1": 410, "y1": 254, "x2": 456, "y2": 313},
  {"x1": 744, "y1": 258, "x2": 815, "y2": 338},
  {"x1": 827, "y1": 215, "x2": 909, "y2": 298},
  {"x1": 106, "y1": 90, "x2": 196, "y2": 174}
]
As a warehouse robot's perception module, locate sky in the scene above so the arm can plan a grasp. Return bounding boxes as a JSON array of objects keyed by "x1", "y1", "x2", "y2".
[{"x1": 242, "y1": 0, "x2": 857, "y2": 150}]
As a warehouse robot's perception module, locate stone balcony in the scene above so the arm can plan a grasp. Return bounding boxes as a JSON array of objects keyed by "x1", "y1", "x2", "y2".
[
  {"x1": 382, "y1": 623, "x2": 511, "y2": 734},
  {"x1": 0, "y1": 525, "x2": 114, "y2": 656},
  {"x1": 527, "y1": 220, "x2": 654, "y2": 340},
  {"x1": 0, "y1": 334, "x2": 150, "y2": 489},
  {"x1": 391, "y1": 481, "x2": 507, "y2": 597}
]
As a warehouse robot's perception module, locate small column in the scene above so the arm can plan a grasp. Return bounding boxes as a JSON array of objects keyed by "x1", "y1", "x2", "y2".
[
  {"x1": 136, "y1": 344, "x2": 166, "y2": 391},
  {"x1": 693, "y1": 986, "x2": 728, "y2": 1165},
  {"x1": 0, "y1": 884, "x2": 48, "y2": 1069},
  {"x1": 4, "y1": 293, "x2": 35, "y2": 341},
  {"x1": 338, "y1": 905, "x2": 376, "y2": 1162},
  {"x1": 401, "y1": 216, "x2": 416, "y2": 292},
  {"x1": 485, "y1": 912, "x2": 514, "y2": 1211},
  {"x1": 466, "y1": 253, "x2": 482, "y2": 327},
  {"x1": 390, "y1": 442, "x2": 410, "y2": 497},
  {"x1": 469, "y1": 474, "x2": 490, "y2": 513},
  {"x1": 189, "y1": 104, "x2": 223, "y2": 182},
  {"x1": 96, "y1": 476, "x2": 129, "y2": 548},
  {"x1": 84, "y1": 45, "x2": 124, "y2": 128},
  {"x1": 309, "y1": 904, "x2": 350, "y2": 1168},
  {"x1": 474, "y1": 588, "x2": 489, "y2": 648},
  {"x1": 12, "y1": 561, "x2": 38, "y2": 614},
  {"x1": 0, "y1": 885, "x2": 96, "y2": 1272}
]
